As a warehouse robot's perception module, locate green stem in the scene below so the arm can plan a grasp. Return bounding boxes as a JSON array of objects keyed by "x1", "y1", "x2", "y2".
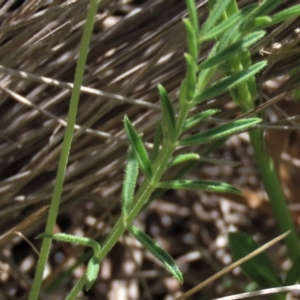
[
  {"x1": 250, "y1": 130, "x2": 299, "y2": 260},
  {"x1": 221, "y1": 0, "x2": 299, "y2": 261},
  {"x1": 28, "y1": 1, "x2": 101, "y2": 299}
]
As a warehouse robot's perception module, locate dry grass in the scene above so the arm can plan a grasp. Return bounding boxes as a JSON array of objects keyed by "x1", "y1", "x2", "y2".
[{"x1": 0, "y1": 0, "x2": 300, "y2": 299}]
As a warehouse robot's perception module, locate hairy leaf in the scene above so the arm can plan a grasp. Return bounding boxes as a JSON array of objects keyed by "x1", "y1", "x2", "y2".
[
  {"x1": 159, "y1": 179, "x2": 241, "y2": 194},
  {"x1": 36, "y1": 233, "x2": 101, "y2": 255},
  {"x1": 127, "y1": 224, "x2": 183, "y2": 283},
  {"x1": 184, "y1": 54, "x2": 197, "y2": 101},
  {"x1": 150, "y1": 122, "x2": 162, "y2": 163},
  {"x1": 183, "y1": 18, "x2": 198, "y2": 62},
  {"x1": 180, "y1": 118, "x2": 261, "y2": 147},
  {"x1": 270, "y1": 4, "x2": 300, "y2": 25},
  {"x1": 85, "y1": 256, "x2": 100, "y2": 291},
  {"x1": 183, "y1": 109, "x2": 220, "y2": 132},
  {"x1": 194, "y1": 61, "x2": 267, "y2": 103},
  {"x1": 158, "y1": 85, "x2": 176, "y2": 142},
  {"x1": 199, "y1": 31, "x2": 266, "y2": 70},
  {"x1": 201, "y1": 0, "x2": 232, "y2": 36},
  {"x1": 168, "y1": 153, "x2": 200, "y2": 167},
  {"x1": 201, "y1": 4, "x2": 258, "y2": 41},
  {"x1": 122, "y1": 148, "x2": 139, "y2": 219},
  {"x1": 124, "y1": 116, "x2": 152, "y2": 179}
]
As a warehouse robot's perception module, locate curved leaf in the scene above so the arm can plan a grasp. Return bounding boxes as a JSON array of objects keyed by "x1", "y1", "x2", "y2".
[
  {"x1": 127, "y1": 224, "x2": 183, "y2": 283},
  {"x1": 158, "y1": 85, "x2": 176, "y2": 142},
  {"x1": 168, "y1": 153, "x2": 200, "y2": 167},
  {"x1": 124, "y1": 116, "x2": 152, "y2": 179},
  {"x1": 183, "y1": 109, "x2": 220, "y2": 132}
]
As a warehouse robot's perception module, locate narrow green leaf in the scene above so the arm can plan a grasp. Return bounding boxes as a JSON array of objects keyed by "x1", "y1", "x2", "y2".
[
  {"x1": 158, "y1": 85, "x2": 176, "y2": 142},
  {"x1": 85, "y1": 256, "x2": 100, "y2": 291},
  {"x1": 124, "y1": 116, "x2": 152, "y2": 179},
  {"x1": 285, "y1": 255, "x2": 300, "y2": 285},
  {"x1": 179, "y1": 79, "x2": 188, "y2": 108},
  {"x1": 159, "y1": 179, "x2": 241, "y2": 195},
  {"x1": 127, "y1": 224, "x2": 183, "y2": 283},
  {"x1": 183, "y1": 109, "x2": 220, "y2": 132},
  {"x1": 201, "y1": 4, "x2": 258, "y2": 41},
  {"x1": 186, "y1": 0, "x2": 199, "y2": 38},
  {"x1": 180, "y1": 118, "x2": 261, "y2": 147},
  {"x1": 36, "y1": 233, "x2": 101, "y2": 255},
  {"x1": 199, "y1": 31, "x2": 266, "y2": 70},
  {"x1": 201, "y1": 0, "x2": 232, "y2": 36},
  {"x1": 194, "y1": 61, "x2": 267, "y2": 103},
  {"x1": 122, "y1": 148, "x2": 139, "y2": 219},
  {"x1": 150, "y1": 122, "x2": 162, "y2": 163},
  {"x1": 168, "y1": 153, "x2": 200, "y2": 167},
  {"x1": 270, "y1": 4, "x2": 300, "y2": 25},
  {"x1": 183, "y1": 19, "x2": 198, "y2": 62},
  {"x1": 241, "y1": 0, "x2": 281, "y2": 31},
  {"x1": 184, "y1": 54, "x2": 197, "y2": 101},
  {"x1": 229, "y1": 232, "x2": 283, "y2": 288}
]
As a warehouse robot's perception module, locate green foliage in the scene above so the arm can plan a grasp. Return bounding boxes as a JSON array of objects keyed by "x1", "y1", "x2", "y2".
[{"x1": 33, "y1": 0, "x2": 300, "y2": 298}]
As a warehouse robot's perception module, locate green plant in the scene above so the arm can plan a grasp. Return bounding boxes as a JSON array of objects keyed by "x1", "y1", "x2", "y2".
[{"x1": 29, "y1": 0, "x2": 300, "y2": 299}]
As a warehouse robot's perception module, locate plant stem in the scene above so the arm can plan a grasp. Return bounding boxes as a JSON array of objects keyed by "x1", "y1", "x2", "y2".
[
  {"x1": 28, "y1": 1, "x2": 101, "y2": 299},
  {"x1": 220, "y1": 0, "x2": 299, "y2": 261},
  {"x1": 250, "y1": 130, "x2": 299, "y2": 260}
]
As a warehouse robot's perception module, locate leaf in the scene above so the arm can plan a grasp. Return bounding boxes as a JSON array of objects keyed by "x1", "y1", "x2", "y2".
[
  {"x1": 183, "y1": 109, "x2": 220, "y2": 132},
  {"x1": 184, "y1": 54, "x2": 197, "y2": 101},
  {"x1": 158, "y1": 85, "x2": 176, "y2": 142},
  {"x1": 194, "y1": 61, "x2": 267, "y2": 103},
  {"x1": 179, "y1": 79, "x2": 188, "y2": 108},
  {"x1": 36, "y1": 233, "x2": 101, "y2": 255},
  {"x1": 201, "y1": 4, "x2": 258, "y2": 41},
  {"x1": 201, "y1": 0, "x2": 232, "y2": 36},
  {"x1": 185, "y1": 0, "x2": 199, "y2": 38},
  {"x1": 122, "y1": 147, "x2": 139, "y2": 219},
  {"x1": 229, "y1": 231, "x2": 283, "y2": 288},
  {"x1": 183, "y1": 19, "x2": 198, "y2": 62},
  {"x1": 270, "y1": 4, "x2": 300, "y2": 26},
  {"x1": 124, "y1": 116, "x2": 152, "y2": 179},
  {"x1": 85, "y1": 256, "x2": 100, "y2": 291},
  {"x1": 180, "y1": 118, "x2": 261, "y2": 147},
  {"x1": 199, "y1": 31, "x2": 266, "y2": 70},
  {"x1": 127, "y1": 224, "x2": 183, "y2": 283},
  {"x1": 150, "y1": 122, "x2": 162, "y2": 163},
  {"x1": 241, "y1": 0, "x2": 281, "y2": 32},
  {"x1": 168, "y1": 153, "x2": 200, "y2": 167},
  {"x1": 158, "y1": 179, "x2": 241, "y2": 195},
  {"x1": 285, "y1": 255, "x2": 300, "y2": 285}
]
